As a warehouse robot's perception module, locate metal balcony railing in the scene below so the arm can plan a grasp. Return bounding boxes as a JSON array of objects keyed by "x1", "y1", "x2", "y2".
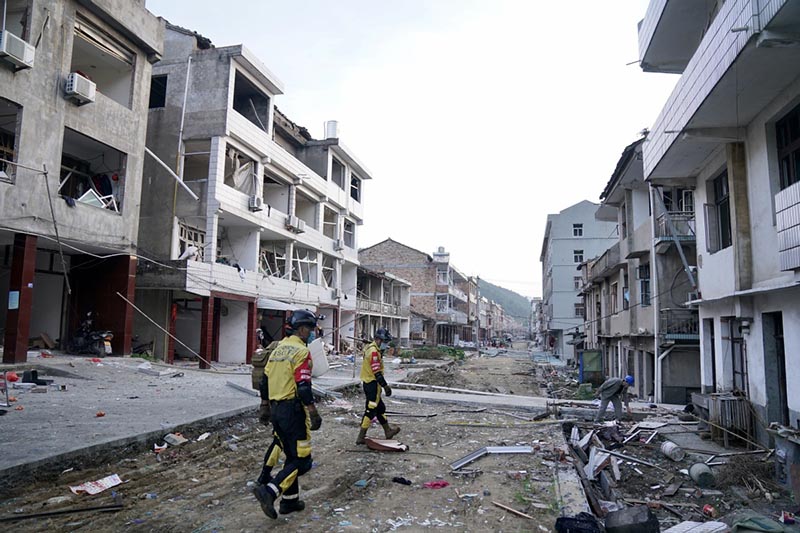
[
  {"x1": 656, "y1": 211, "x2": 696, "y2": 240},
  {"x1": 660, "y1": 308, "x2": 699, "y2": 340}
]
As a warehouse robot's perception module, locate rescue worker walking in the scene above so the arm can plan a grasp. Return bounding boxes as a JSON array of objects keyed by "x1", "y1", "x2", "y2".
[
  {"x1": 356, "y1": 328, "x2": 400, "y2": 445},
  {"x1": 594, "y1": 375, "x2": 634, "y2": 422},
  {"x1": 253, "y1": 310, "x2": 323, "y2": 519}
]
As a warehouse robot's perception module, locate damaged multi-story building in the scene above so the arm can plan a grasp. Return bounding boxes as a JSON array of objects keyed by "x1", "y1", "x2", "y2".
[
  {"x1": 0, "y1": 0, "x2": 163, "y2": 362},
  {"x1": 638, "y1": 0, "x2": 800, "y2": 443},
  {"x1": 540, "y1": 200, "x2": 618, "y2": 359},
  {"x1": 134, "y1": 24, "x2": 373, "y2": 365},
  {"x1": 355, "y1": 267, "x2": 411, "y2": 345},
  {"x1": 359, "y1": 239, "x2": 479, "y2": 346},
  {"x1": 579, "y1": 137, "x2": 700, "y2": 403}
]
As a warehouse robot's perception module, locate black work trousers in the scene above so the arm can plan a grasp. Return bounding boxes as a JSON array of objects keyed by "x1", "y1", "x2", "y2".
[
  {"x1": 360, "y1": 380, "x2": 388, "y2": 429},
  {"x1": 265, "y1": 399, "x2": 312, "y2": 499}
]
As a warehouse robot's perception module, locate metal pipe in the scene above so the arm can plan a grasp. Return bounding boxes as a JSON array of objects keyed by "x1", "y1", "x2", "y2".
[
  {"x1": 144, "y1": 147, "x2": 199, "y2": 201},
  {"x1": 656, "y1": 345, "x2": 675, "y2": 404}
]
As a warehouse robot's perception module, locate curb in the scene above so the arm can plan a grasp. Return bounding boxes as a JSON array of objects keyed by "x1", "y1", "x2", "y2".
[{"x1": 0, "y1": 401, "x2": 259, "y2": 491}]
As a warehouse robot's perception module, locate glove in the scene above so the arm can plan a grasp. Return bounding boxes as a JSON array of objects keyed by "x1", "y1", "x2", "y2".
[
  {"x1": 383, "y1": 385, "x2": 392, "y2": 397},
  {"x1": 309, "y1": 408, "x2": 322, "y2": 431},
  {"x1": 258, "y1": 400, "x2": 271, "y2": 426}
]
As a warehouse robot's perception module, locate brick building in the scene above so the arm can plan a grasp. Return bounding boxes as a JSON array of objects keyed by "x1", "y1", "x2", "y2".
[{"x1": 359, "y1": 239, "x2": 476, "y2": 346}]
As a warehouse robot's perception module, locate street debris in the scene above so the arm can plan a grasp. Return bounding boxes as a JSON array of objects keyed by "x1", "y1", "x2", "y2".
[
  {"x1": 449, "y1": 445, "x2": 533, "y2": 470},
  {"x1": 69, "y1": 474, "x2": 122, "y2": 495}
]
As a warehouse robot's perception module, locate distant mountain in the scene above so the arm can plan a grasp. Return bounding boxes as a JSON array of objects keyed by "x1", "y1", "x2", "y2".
[{"x1": 478, "y1": 279, "x2": 530, "y2": 323}]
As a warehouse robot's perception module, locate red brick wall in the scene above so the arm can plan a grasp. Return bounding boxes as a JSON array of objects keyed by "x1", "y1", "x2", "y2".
[{"x1": 359, "y1": 240, "x2": 438, "y2": 318}]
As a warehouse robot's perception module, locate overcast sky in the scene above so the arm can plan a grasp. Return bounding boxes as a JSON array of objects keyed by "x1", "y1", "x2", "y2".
[{"x1": 147, "y1": 0, "x2": 679, "y2": 300}]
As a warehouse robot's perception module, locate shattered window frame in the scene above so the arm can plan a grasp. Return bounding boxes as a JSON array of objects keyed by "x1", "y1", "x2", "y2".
[
  {"x1": 178, "y1": 221, "x2": 206, "y2": 262},
  {"x1": 260, "y1": 242, "x2": 288, "y2": 278},
  {"x1": 0, "y1": 97, "x2": 22, "y2": 183}
]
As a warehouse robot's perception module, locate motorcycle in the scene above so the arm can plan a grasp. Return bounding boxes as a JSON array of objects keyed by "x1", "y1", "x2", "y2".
[{"x1": 67, "y1": 311, "x2": 114, "y2": 356}]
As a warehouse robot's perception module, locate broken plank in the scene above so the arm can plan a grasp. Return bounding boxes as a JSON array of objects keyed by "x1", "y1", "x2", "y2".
[
  {"x1": 491, "y1": 501, "x2": 533, "y2": 520},
  {"x1": 565, "y1": 444, "x2": 606, "y2": 517},
  {"x1": 623, "y1": 430, "x2": 641, "y2": 445},
  {"x1": 226, "y1": 381, "x2": 259, "y2": 397},
  {"x1": 645, "y1": 430, "x2": 658, "y2": 444},
  {"x1": 610, "y1": 456, "x2": 621, "y2": 481},
  {"x1": 596, "y1": 448, "x2": 665, "y2": 471},
  {"x1": 663, "y1": 480, "x2": 683, "y2": 497},
  {"x1": 577, "y1": 430, "x2": 594, "y2": 450}
]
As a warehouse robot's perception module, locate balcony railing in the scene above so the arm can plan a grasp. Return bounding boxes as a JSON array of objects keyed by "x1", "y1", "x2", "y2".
[
  {"x1": 660, "y1": 308, "x2": 699, "y2": 341},
  {"x1": 357, "y1": 299, "x2": 409, "y2": 317},
  {"x1": 589, "y1": 242, "x2": 621, "y2": 280},
  {"x1": 656, "y1": 211, "x2": 696, "y2": 240},
  {"x1": 437, "y1": 308, "x2": 468, "y2": 325}
]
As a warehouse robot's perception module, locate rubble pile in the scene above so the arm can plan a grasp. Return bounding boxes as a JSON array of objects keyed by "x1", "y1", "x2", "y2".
[{"x1": 559, "y1": 417, "x2": 794, "y2": 532}]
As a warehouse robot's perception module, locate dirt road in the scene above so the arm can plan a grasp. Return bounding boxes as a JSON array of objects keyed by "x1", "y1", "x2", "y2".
[{"x1": 0, "y1": 355, "x2": 570, "y2": 532}]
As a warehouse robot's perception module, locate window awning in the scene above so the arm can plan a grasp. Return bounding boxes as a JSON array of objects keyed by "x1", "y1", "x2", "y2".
[{"x1": 257, "y1": 298, "x2": 293, "y2": 311}]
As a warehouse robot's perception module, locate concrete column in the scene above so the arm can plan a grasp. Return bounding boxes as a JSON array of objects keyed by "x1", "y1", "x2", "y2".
[
  {"x1": 167, "y1": 302, "x2": 177, "y2": 365},
  {"x1": 3, "y1": 233, "x2": 37, "y2": 363},
  {"x1": 246, "y1": 300, "x2": 257, "y2": 364},
  {"x1": 199, "y1": 296, "x2": 214, "y2": 369},
  {"x1": 727, "y1": 143, "x2": 752, "y2": 291},
  {"x1": 118, "y1": 256, "x2": 137, "y2": 355}
]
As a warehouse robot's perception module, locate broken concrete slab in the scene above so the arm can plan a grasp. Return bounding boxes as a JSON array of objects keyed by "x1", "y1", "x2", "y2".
[
  {"x1": 604, "y1": 505, "x2": 660, "y2": 533},
  {"x1": 662, "y1": 522, "x2": 728, "y2": 533}
]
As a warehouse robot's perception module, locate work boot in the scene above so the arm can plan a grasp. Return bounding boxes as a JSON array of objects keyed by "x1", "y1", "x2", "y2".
[
  {"x1": 382, "y1": 423, "x2": 401, "y2": 439},
  {"x1": 253, "y1": 484, "x2": 277, "y2": 519},
  {"x1": 279, "y1": 498, "x2": 306, "y2": 515},
  {"x1": 356, "y1": 427, "x2": 368, "y2": 445}
]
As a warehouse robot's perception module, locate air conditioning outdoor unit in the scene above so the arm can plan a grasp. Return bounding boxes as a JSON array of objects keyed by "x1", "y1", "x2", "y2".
[
  {"x1": 248, "y1": 195, "x2": 264, "y2": 212},
  {"x1": 331, "y1": 288, "x2": 342, "y2": 299},
  {"x1": 286, "y1": 215, "x2": 306, "y2": 234},
  {"x1": 65, "y1": 72, "x2": 96, "y2": 105},
  {"x1": 687, "y1": 291, "x2": 700, "y2": 303},
  {"x1": 0, "y1": 31, "x2": 35, "y2": 70},
  {"x1": 333, "y1": 239, "x2": 345, "y2": 251}
]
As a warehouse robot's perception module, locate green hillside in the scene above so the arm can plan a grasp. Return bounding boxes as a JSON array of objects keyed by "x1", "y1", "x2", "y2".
[{"x1": 478, "y1": 279, "x2": 530, "y2": 323}]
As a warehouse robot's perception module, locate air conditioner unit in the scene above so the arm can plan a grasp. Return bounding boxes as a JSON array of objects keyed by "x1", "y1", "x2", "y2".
[
  {"x1": 248, "y1": 195, "x2": 264, "y2": 212},
  {"x1": 333, "y1": 239, "x2": 345, "y2": 251},
  {"x1": 285, "y1": 215, "x2": 306, "y2": 234},
  {"x1": 331, "y1": 288, "x2": 342, "y2": 299},
  {"x1": 0, "y1": 31, "x2": 35, "y2": 70},
  {"x1": 65, "y1": 72, "x2": 96, "y2": 105},
  {"x1": 687, "y1": 291, "x2": 700, "y2": 303}
]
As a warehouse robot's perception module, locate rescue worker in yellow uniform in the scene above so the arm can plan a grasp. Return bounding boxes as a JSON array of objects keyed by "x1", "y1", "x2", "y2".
[
  {"x1": 356, "y1": 328, "x2": 400, "y2": 444},
  {"x1": 253, "y1": 310, "x2": 322, "y2": 519}
]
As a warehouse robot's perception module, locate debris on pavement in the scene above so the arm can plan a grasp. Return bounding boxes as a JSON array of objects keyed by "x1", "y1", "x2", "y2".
[{"x1": 69, "y1": 474, "x2": 122, "y2": 495}]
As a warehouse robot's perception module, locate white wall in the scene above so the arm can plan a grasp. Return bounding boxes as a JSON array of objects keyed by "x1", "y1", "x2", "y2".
[
  {"x1": 218, "y1": 300, "x2": 248, "y2": 362},
  {"x1": 29, "y1": 273, "x2": 64, "y2": 342},
  {"x1": 694, "y1": 150, "x2": 736, "y2": 300}
]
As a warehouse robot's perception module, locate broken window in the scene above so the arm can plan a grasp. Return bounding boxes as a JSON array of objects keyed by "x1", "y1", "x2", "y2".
[
  {"x1": 0, "y1": 97, "x2": 21, "y2": 183},
  {"x1": 3, "y1": 1, "x2": 31, "y2": 42},
  {"x1": 295, "y1": 192, "x2": 318, "y2": 230},
  {"x1": 331, "y1": 157, "x2": 345, "y2": 188},
  {"x1": 610, "y1": 282, "x2": 618, "y2": 314},
  {"x1": 322, "y1": 206, "x2": 338, "y2": 239},
  {"x1": 178, "y1": 221, "x2": 205, "y2": 261},
  {"x1": 70, "y1": 17, "x2": 135, "y2": 108},
  {"x1": 182, "y1": 140, "x2": 211, "y2": 182},
  {"x1": 777, "y1": 102, "x2": 800, "y2": 191},
  {"x1": 436, "y1": 295, "x2": 449, "y2": 313},
  {"x1": 149, "y1": 75, "x2": 167, "y2": 108},
  {"x1": 59, "y1": 128, "x2": 127, "y2": 212},
  {"x1": 232, "y1": 70, "x2": 270, "y2": 132},
  {"x1": 291, "y1": 247, "x2": 318, "y2": 284},
  {"x1": 322, "y1": 254, "x2": 336, "y2": 288},
  {"x1": 263, "y1": 172, "x2": 289, "y2": 213},
  {"x1": 260, "y1": 241, "x2": 288, "y2": 278},
  {"x1": 350, "y1": 173, "x2": 361, "y2": 202},
  {"x1": 223, "y1": 146, "x2": 259, "y2": 196},
  {"x1": 343, "y1": 219, "x2": 355, "y2": 248}
]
